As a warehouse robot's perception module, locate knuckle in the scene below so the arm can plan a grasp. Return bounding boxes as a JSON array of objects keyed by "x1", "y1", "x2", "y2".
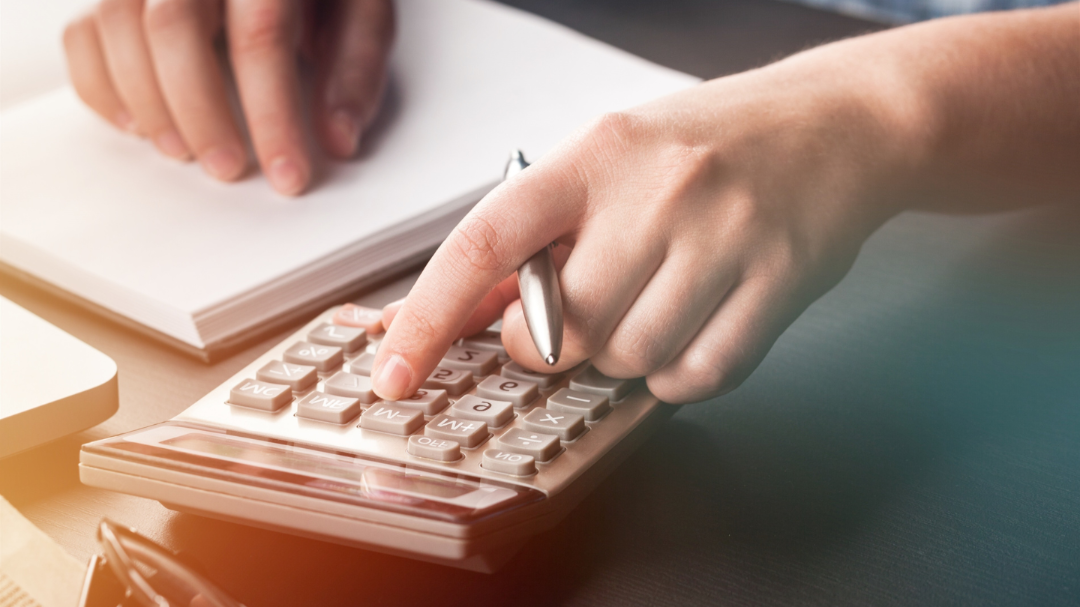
[
  {"x1": 62, "y1": 16, "x2": 92, "y2": 50},
  {"x1": 604, "y1": 320, "x2": 671, "y2": 377},
  {"x1": 97, "y1": 0, "x2": 141, "y2": 25},
  {"x1": 144, "y1": 0, "x2": 200, "y2": 35},
  {"x1": 679, "y1": 347, "x2": 745, "y2": 401},
  {"x1": 229, "y1": 3, "x2": 298, "y2": 56},
  {"x1": 447, "y1": 215, "x2": 506, "y2": 276}
]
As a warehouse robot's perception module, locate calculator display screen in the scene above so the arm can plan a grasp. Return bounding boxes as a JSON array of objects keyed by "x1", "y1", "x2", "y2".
[{"x1": 89, "y1": 423, "x2": 544, "y2": 524}]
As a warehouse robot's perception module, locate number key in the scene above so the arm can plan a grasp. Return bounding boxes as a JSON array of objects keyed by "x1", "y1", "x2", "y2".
[
  {"x1": 440, "y1": 345, "x2": 497, "y2": 376},
  {"x1": 569, "y1": 365, "x2": 634, "y2": 402},
  {"x1": 500, "y1": 360, "x2": 562, "y2": 389},
  {"x1": 476, "y1": 376, "x2": 538, "y2": 408},
  {"x1": 390, "y1": 389, "x2": 449, "y2": 415},
  {"x1": 450, "y1": 394, "x2": 515, "y2": 428},
  {"x1": 422, "y1": 367, "x2": 474, "y2": 395},
  {"x1": 307, "y1": 323, "x2": 366, "y2": 352}
]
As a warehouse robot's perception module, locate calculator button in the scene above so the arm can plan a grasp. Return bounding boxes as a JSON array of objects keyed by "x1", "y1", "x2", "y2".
[
  {"x1": 229, "y1": 379, "x2": 292, "y2": 411},
  {"x1": 332, "y1": 303, "x2": 384, "y2": 334},
  {"x1": 296, "y1": 392, "x2": 362, "y2": 424},
  {"x1": 256, "y1": 360, "x2": 318, "y2": 391},
  {"x1": 407, "y1": 435, "x2": 461, "y2": 462},
  {"x1": 425, "y1": 415, "x2": 489, "y2": 448},
  {"x1": 308, "y1": 323, "x2": 367, "y2": 353},
  {"x1": 323, "y1": 371, "x2": 378, "y2": 404},
  {"x1": 348, "y1": 351, "x2": 376, "y2": 376},
  {"x1": 422, "y1": 367, "x2": 474, "y2": 396},
  {"x1": 459, "y1": 330, "x2": 509, "y2": 361},
  {"x1": 450, "y1": 394, "x2": 515, "y2": 428},
  {"x1": 497, "y1": 429, "x2": 560, "y2": 461},
  {"x1": 522, "y1": 408, "x2": 586, "y2": 441},
  {"x1": 569, "y1": 365, "x2": 634, "y2": 402},
  {"x1": 546, "y1": 388, "x2": 610, "y2": 421},
  {"x1": 390, "y1": 389, "x2": 449, "y2": 416},
  {"x1": 284, "y1": 341, "x2": 343, "y2": 372},
  {"x1": 482, "y1": 450, "x2": 536, "y2": 476},
  {"x1": 440, "y1": 345, "x2": 498, "y2": 376},
  {"x1": 360, "y1": 404, "x2": 425, "y2": 435},
  {"x1": 476, "y1": 376, "x2": 539, "y2": 408},
  {"x1": 500, "y1": 361, "x2": 563, "y2": 389}
]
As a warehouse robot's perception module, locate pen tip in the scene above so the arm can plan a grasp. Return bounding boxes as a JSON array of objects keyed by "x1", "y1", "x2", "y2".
[{"x1": 545, "y1": 354, "x2": 557, "y2": 366}]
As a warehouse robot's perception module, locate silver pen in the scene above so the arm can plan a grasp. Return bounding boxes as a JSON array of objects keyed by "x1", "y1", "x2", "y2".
[{"x1": 505, "y1": 150, "x2": 563, "y2": 365}]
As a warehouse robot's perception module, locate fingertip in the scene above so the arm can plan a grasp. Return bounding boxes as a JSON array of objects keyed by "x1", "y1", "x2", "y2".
[
  {"x1": 267, "y1": 156, "x2": 310, "y2": 196},
  {"x1": 153, "y1": 129, "x2": 192, "y2": 160},
  {"x1": 372, "y1": 353, "x2": 413, "y2": 401},
  {"x1": 200, "y1": 146, "x2": 247, "y2": 182},
  {"x1": 323, "y1": 108, "x2": 361, "y2": 158}
]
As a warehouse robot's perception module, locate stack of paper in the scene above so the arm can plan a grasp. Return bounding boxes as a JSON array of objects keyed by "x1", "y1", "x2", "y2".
[{"x1": 0, "y1": 0, "x2": 698, "y2": 359}]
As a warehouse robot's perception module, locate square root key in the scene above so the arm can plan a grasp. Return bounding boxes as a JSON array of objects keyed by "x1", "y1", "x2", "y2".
[{"x1": 332, "y1": 304, "x2": 384, "y2": 334}]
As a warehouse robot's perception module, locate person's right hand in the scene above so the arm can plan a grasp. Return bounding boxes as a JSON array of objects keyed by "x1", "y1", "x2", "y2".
[{"x1": 63, "y1": 0, "x2": 394, "y2": 195}]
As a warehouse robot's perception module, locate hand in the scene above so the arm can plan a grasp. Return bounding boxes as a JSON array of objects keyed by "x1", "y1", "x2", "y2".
[
  {"x1": 371, "y1": 46, "x2": 920, "y2": 405},
  {"x1": 63, "y1": 0, "x2": 394, "y2": 195}
]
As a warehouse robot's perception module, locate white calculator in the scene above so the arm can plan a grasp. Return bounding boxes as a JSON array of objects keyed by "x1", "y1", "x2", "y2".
[{"x1": 79, "y1": 304, "x2": 673, "y2": 572}]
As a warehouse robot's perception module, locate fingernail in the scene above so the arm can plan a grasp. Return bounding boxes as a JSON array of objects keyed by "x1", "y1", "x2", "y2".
[
  {"x1": 115, "y1": 110, "x2": 137, "y2": 133},
  {"x1": 268, "y1": 156, "x2": 307, "y2": 195},
  {"x1": 329, "y1": 109, "x2": 360, "y2": 157},
  {"x1": 201, "y1": 146, "x2": 245, "y2": 181},
  {"x1": 381, "y1": 299, "x2": 405, "y2": 327},
  {"x1": 373, "y1": 354, "x2": 412, "y2": 401},
  {"x1": 154, "y1": 130, "x2": 190, "y2": 160}
]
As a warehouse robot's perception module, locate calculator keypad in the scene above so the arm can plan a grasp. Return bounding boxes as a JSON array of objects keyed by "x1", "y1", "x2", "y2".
[
  {"x1": 331, "y1": 303, "x2": 384, "y2": 333},
  {"x1": 195, "y1": 305, "x2": 661, "y2": 490}
]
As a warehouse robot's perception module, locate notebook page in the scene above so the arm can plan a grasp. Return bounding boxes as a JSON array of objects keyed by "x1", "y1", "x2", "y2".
[{"x1": 0, "y1": 0, "x2": 698, "y2": 346}]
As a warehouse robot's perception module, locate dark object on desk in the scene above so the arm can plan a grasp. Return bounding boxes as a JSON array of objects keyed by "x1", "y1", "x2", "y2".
[{"x1": 80, "y1": 520, "x2": 243, "y2": 607}]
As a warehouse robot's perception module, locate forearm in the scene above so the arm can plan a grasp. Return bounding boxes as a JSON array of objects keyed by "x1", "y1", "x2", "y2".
[{"x1": 776, "y1": 3, "x2": 1080, "y2": 214}]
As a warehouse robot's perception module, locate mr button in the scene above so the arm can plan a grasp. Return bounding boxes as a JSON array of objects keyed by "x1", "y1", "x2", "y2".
[{"x1": 296, "y1": 392, "x2": 361, "y2": 424}]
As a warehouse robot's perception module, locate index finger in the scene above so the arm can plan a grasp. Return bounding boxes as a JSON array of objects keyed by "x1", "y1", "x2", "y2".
[{"x1": 371, "y1": 160, "x2": 586, "y2": 401}]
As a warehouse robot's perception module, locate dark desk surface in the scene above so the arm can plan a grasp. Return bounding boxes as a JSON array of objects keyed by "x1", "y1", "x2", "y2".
[{"x1": 3, "y1": 1, "x2": 1079, "y2": 605}]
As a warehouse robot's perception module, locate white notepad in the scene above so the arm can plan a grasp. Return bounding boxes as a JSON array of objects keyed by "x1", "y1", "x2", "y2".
[{"x1": 0, "y1": 0, "x2": 698, "y2": 359}]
